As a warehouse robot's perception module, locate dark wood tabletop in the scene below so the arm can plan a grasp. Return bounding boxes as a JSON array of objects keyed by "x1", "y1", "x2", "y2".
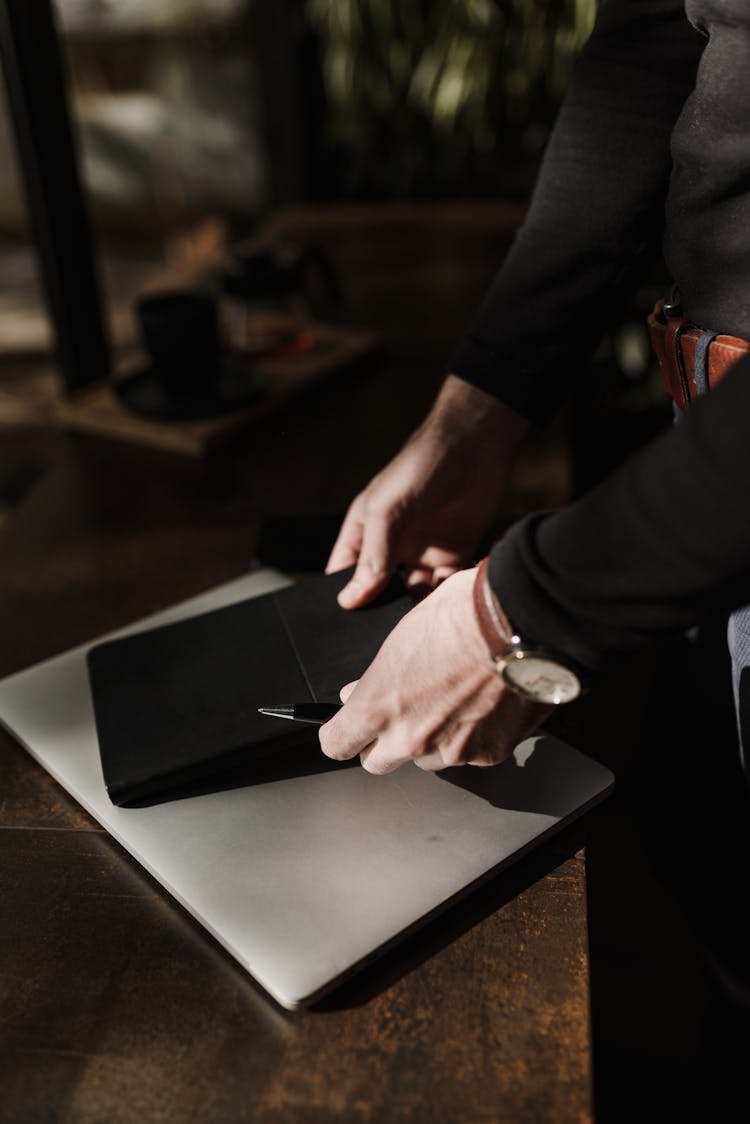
[{"x1": 0, "y1": 204, "x2": 594, "y2": 1124}]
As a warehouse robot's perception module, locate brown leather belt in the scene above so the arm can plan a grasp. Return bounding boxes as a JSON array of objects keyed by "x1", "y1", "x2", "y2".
[{"x1": 647, "y1": 298, "x2": 750, "y2": 411}]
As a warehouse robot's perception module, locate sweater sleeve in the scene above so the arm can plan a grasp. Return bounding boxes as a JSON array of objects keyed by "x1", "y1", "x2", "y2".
[
  {"x1": 488, "y1": 356, "x2": 750, "y2": 674},
  {"x1": 450, "y1": 0, "x2": 703, "y2": 424}
]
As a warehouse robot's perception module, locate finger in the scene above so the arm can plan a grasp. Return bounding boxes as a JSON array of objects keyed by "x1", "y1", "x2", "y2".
[
  {"x1": 318, "y1": 704, "x2": 379, "y2": 762},
  {"x1": 414, "y1": 742, "x2": 492, "y2": 769},
  {"x1": 339, "y1": 680, "x2": 358, "y2": 703},
  {"x1": 359, "y1": 740, "x2": 412, "y2": 775},
  {"x1": 413, "y1": 749, "x2": 448, "y2": 772},
  {"x1": 432, "y1": 564, "x2": 460, "y2": 585},
  {"x1": 325, "y1": 504, "x2": 364, "y2": 575},
  {"x1": 338, "y1": 510, "x2": 400, "y2": 609},
  {"x1": 414, "y1": 722, "x2": 496, "y2": 770},
  {"x1": 404, "y1": 566, "x2": 432, "y2": 589},
  {"x1": 403, "y1": 567, "x2": 433, "y2": 602},
  {"x1": 419, "y1": 546, "x2": 466, "y2": 572}
]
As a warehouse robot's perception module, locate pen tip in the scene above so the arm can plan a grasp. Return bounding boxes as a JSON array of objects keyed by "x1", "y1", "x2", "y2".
[{"x1": 257, "y1": 705, "x2": 294, "y2": 719}]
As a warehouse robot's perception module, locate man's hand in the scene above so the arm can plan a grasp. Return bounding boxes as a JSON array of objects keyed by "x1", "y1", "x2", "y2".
[
  {"x1": 318, "y1": 567, "x2": 551, "y2": 773},
  {"x1": 326, "y1": 375, "x2": 529, "y2": 609}
]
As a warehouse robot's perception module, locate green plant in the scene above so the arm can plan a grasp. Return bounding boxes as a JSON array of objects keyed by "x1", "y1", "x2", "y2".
[{"x1": 305, "y1": 0, "x2": 596, "y2": 161}]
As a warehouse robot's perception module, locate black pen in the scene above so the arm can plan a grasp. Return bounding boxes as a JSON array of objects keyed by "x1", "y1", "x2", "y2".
[{"x1": 257, "y1": 703, "x2": 342, "y2": 726}]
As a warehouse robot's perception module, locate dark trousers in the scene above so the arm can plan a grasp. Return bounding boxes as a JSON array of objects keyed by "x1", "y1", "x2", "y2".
[{"x1": 550, "y1": 622, "x2": 750, "y2": 1116}]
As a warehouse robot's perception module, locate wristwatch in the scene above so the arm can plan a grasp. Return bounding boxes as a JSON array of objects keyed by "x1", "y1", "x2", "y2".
[{"x1": 472, "y1": 558, "x2": 582, "y2": 705}]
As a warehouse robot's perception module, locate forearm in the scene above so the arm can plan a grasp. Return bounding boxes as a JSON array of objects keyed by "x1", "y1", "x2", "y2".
[
  {"x1": 488, "y1": 357, "x2": 750, "y2": 672},
  {"x1": 451, "y1": 0, "x2": 703, "y2": 424}
]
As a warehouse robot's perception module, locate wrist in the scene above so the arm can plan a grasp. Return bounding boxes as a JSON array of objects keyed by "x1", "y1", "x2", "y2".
[
  {"x1": 472, "y1": 557, "x2": 583, "y2": 705},
  {"x1": 431, "y1": 375, "x2": 529, "y2": 457}
]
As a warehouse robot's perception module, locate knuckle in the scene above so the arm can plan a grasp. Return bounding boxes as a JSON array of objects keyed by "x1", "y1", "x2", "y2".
[
  {"x1": 347, "y1": 489, "x2": 369, "y2": 514},
  {"x1": 365, "y1": 496, "x2": 392, "y2": 523},
  {"x1": 361, "y1": 755, "x2": 390, "y2": 776},
  {"x1": 358, "y1": 704, "x2": 382, "y2": 732},
  {"x1": 366, "y1": 493, "x2": 404, "y2": 528},
  {"x1": 360, "y1": 558, "x2": 388, "y2": 581}
]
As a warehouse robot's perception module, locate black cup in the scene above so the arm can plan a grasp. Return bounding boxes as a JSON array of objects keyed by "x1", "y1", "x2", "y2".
[{"x1": 137, "y1": 290, "x2": 220, "y2": 402}]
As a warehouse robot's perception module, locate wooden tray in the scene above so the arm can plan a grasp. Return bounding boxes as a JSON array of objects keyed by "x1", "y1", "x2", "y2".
[{"x1": 52, "y1": 317, "x2": 379, "y2": 457}]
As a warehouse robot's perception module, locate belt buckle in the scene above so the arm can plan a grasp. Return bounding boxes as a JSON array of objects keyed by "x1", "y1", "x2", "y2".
[{"x1": 661, "y1": 284, "x2": 682, "y2": 320}]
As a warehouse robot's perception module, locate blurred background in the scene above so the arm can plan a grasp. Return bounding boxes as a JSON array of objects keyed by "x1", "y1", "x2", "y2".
[
  {"x1": 0, "y1": 0, "x2": 673, "y2": 496},
  {"x1": 0, "y1": 0, "x2": 602, "y2": 413},
  {"x1": 1, "y1": 0, "x2": 597, "y2": 223}
]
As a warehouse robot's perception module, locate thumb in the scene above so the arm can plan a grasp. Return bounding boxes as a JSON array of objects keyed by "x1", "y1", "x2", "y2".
[
  {"x1": 337, "y1": 510, "x2": 400, "y2": 608},
  {"x1": 339, "y1": 680, "x2": 358, "y2": 703}
]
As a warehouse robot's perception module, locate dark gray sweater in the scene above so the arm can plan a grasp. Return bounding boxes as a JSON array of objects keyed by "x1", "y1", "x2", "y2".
[{"x1": 451, "y1": 0, "x2": 750, "y2": 672}]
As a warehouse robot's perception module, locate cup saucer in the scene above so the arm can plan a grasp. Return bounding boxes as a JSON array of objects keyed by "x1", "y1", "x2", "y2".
[{"x1": 115, "y1": 353, "x2": 267, "y2": 420}]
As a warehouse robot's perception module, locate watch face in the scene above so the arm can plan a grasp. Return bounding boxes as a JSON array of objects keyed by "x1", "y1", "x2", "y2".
[{"x1": 501, "y1": 651, "x2": 581, "y2": 705}]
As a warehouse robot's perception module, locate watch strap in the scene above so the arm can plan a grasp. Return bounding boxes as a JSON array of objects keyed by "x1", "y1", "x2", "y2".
[
  {"x1": 472, "y1": 558, "x2": 586, "y2": 704},
  {"x1": 472, "y1": 557, "x2": 516, "y2": 660}
]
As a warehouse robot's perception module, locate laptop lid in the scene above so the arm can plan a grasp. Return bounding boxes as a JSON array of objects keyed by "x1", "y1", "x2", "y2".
[{"x1": 0, "y1": 569, "x2": 613, "y2": 1010}]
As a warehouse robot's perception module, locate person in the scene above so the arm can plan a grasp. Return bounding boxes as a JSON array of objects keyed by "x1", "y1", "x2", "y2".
[
  {"x1": 316, "y1": 0, "x2": 750, "y2": 1077},
  {"x1": 318, "y1": 0, "x2": 750, "y2": 771}
]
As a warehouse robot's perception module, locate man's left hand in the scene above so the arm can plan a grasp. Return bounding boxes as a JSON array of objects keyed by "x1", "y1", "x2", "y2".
[{"x1": 318, "y1": 567, "x2": 551, "y2": 774}]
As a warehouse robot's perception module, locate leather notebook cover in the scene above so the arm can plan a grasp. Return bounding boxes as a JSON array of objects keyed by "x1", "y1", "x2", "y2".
[{"x1": 87, "y1": 568, "x2": 413, "y2": 807}]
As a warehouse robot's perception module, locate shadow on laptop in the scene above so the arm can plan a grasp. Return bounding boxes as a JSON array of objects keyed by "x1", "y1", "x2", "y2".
[{"x1": 439, "y1": 733, "x2": 588, "y2": 819}]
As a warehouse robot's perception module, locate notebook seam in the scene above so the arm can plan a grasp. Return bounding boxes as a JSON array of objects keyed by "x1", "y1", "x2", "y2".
[{"x1": 273, "y1": 594, "x2": 318, "y2": 703}]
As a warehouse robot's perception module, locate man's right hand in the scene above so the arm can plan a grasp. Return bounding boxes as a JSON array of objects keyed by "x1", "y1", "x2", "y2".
[{"x1": 326, "y1": 374, "x2": 529, "y2": 608}]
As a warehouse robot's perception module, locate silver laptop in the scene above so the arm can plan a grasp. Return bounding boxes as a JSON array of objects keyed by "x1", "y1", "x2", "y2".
[{"x1": 0, "y1": 569, "x2": 613, "y2": 1010}]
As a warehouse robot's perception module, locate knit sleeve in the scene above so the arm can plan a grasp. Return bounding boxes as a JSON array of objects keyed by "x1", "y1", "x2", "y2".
[
  {"x1": 450, "y1": 0, "x2": 703, "y2": 424},
  {"x1": 488, "y1": 357, "x2": 750, "y2": 672}
]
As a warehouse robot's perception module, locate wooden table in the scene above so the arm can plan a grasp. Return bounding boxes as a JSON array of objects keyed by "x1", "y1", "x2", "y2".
[{"x1": 0, "y1": 204, "x2": 594, "y2": 1123}]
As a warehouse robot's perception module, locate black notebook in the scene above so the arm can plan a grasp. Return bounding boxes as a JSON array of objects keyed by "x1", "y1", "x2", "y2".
[{"x1": 87, "y1": 568, "x2": 413, "y2": 806}]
